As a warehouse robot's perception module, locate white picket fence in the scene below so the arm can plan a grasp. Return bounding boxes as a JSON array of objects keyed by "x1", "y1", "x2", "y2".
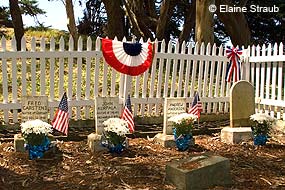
[
  {"x1": 247, "y1": 43, "x2": 285, "y2": 120},
  {"x1": 0, "y1": 36, "x2": 284, "y2": 124}
]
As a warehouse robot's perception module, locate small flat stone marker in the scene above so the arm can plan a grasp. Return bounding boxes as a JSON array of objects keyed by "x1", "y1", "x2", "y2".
[
  {"x1": 221, "y1": 80, "x2": 254, "y2": 144},
  {"x1": 166, "y1": 154, "x2": 232, "y2": 190},
  {"x1": 154, "y1": 98, "x2": 186, "y2": 147}
]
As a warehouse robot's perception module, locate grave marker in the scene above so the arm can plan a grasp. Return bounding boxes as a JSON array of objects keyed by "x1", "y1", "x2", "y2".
[
  {"x1": 95, "y1": 97, "x2": 120, "y2": 134},
  {"x1": 154, "y1": 98, "x2": 187, "y2": 147},
  {"x1": 230, "y1": 80, "x2": 255, "y2": 127},
  {"x1": 21, "y1": 96, "x2": 48, "y2": 122},
  {"x1": 163, "y1": 98, "x2": 187, "y2": 135},
  {"x1": 221, "y1": 80, "x2": 254, "y2": 144},
  {"x1": 15, "y1": 96, "x2": 49, "y2": 152},
  {"x1": 88, "y1": 97, "x2": 121, "y2": 152}
]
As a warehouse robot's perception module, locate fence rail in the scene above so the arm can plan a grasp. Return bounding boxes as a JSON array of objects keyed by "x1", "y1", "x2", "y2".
[{"x1": 0, "y1": 36, "x2": 284, "y2": 124}]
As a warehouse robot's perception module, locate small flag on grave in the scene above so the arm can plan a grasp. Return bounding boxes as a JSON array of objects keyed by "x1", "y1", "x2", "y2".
[
  {"x1": 52, "y1": 92, "x2": 69, "y2": 135},
  {"x1": 121, "y1": 94, "x2": 135, "y2": 133},
  {"x1": 188, "y1": 92, "x2": 203, "y2": 119}
]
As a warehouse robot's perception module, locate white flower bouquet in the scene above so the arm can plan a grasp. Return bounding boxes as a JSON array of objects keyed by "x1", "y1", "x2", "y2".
[
  {"x1": 102, "y1": 118, "x2": 130, "y2": 151},
  {"x1": 168, "y1": 113, "x2": 198, "y2": 137},
  {"x1": 250, "y1": 113, "x2": 275, "y2": 136},
  {"x1": 21, "y1": 119, "x2": 53, "y2": 146}
]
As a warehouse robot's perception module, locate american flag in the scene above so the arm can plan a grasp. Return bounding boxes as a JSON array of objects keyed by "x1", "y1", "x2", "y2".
[
  {"x1": 188, "y1": 92, "x2": 203, "y2": 119},
  {"x1": 121, "y1": 94, "x2": 134, "y2": 133},
  {"x1": 52, "y1": 92, "x2": 69, "y2": 135}
]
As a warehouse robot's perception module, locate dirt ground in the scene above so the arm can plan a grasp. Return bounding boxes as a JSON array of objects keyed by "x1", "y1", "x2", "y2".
[{"x1": 0, "y1": 123, "x2": 285, "y2": 190}]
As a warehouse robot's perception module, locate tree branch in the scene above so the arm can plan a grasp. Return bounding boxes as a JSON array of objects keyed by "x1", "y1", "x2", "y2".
[{"x1": 121, "y1": 0, "x2": 145, "y2": 38}]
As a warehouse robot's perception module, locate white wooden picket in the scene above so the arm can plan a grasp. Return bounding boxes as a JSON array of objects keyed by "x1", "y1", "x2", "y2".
[
  {"x1": 248, "y1": 42, "x2": 285, "y2": 120},
  {"x1": 0, "y1": 36, "x2": 284, "y2": 124}
]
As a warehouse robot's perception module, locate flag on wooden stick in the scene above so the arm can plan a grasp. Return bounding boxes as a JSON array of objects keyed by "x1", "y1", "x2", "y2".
[
  {"x1": 121, "y1": 94, "x2": 135, "y2": 133},
  {"x1": 188, "y1": 92, "x2": 203, "y2": 119},
  {"x1": 52, "y1": 92, "x2": 69, "y2": 135}
]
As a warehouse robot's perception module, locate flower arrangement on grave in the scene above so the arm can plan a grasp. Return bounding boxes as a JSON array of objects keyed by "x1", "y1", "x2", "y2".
[
  {"x1": 168, "y1": 113, "x2": 198, "y2": 151},
  {"x1": 21, "y1": 119, "x2": 52, "y2": 159},
  {"x1": 101, "y1": 118, "x2": 130, "y2": 153},
  {"x1": 250, "y1": 113, "x2": 276, "y2": 146}
]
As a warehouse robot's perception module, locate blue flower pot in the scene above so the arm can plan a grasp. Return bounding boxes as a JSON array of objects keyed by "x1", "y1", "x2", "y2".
[
  {"x1": 253, "y1": 134, "x2": 268, "y2": 146},
  {"x1": 26, "y1": 136, "x2": 50, "y2": 160},
  {"x1": 108, "y1": 143, "x2": 125, "y2": 154},
  {"x1": 173, "y1": 128, "x2": 192, "y2": 151}
]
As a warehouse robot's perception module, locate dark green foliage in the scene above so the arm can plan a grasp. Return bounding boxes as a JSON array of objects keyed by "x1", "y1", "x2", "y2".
[
  {"x1": 173, "y1": 119, "x2": 194, "y2": 137},
  {"x1": 251, "y1": 121, "x2": 272, "y2": 136},
  {"x1": 214, "y1": 0, "x2": 285, "y2": 45},
  {"x1": 19, "y1": 0, "x2": 46, "y2": 26},
  {"x1": 0, "y1": 6, "x2": 13, "y2": 27}
]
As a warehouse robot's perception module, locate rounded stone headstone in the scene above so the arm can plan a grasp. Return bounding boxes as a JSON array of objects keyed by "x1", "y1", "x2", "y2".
[{"x1": 230, "y1": 80, "x2": 255, "y2": 127}]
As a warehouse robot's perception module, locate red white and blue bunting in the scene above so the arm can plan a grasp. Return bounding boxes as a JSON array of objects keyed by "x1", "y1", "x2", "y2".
[
  {"x1": 225, "y1": 47, "x2": 242, "y2": 82},
  {"x1": 101, "y1": 38, "x2": 154, "y2": 76}
]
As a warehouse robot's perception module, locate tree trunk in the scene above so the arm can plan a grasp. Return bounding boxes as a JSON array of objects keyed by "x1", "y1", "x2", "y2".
[
  {"x1": 156, "y1": 0, "x2": 175, "y2": 41},
  {"x1": 65, "y1": 0, "x2": 78, "y2": 48},
  {"x1": 195, "y1": 0, "x2": 214, "y2": 45},
  {"x1": 102, "y1": 0, "x2": 125, "y2": 40},
  {"x1": 216, "y1": 0, "x2": 251, "y2": 46},
  {"x1": 9, "y1": 0, "x2": 24, "y2": 51},
  {"x1": 179, "y1": 1, "x2": 196, "y2": 43}
]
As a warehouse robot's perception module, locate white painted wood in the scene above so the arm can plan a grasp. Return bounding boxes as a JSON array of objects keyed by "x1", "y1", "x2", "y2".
[
  {"x1": 163, "y1": 41, "x2": 172, "y2": 98},
  {"x1": 85, "y1": 36, "x2": 92, "y2": 118},
  {"x1": 249, "y1": 55, "x2": 285, "y2": 62},
  {"x1": 0, "y1": 37, "x2": 7, "y2": 111},
  {"x1": 59, "y1": 37, "x2": 65, "y2": 98},
  {"x1": 102, "y1": 61, "x2": 108, "y2": 97},
  {"x1": 170, "y1": 42, "x2": 179, "y2": 97},
  {"x1": 149, "y1": 40, "x2": 157, "y2": 98},
  {"x1": 271, "y1": 43, "x2": 278, "y2": 100},
  {"x1": 213, "y1": 45, "x2": 223, "y2": 113},
  {"x1": 265, "y1": 43, "x2": 272, "y2": 100},
  {"x1": 255, "y1": 45, "x2": 261, "y2": 99},
  {"x1": 177, "y1": 41, "x2": 186, "y2": 97},
  {"x1": 68, "y1": 36, "x2": 74, "y2": 102},
  {"x1": 156, "y1": 40, "x2": 165, "y2": 98},
  {"x1": 11, "y1": 37, "x2": 18, "y2": 122},
  {"x1": 49, "y1": 37, "x2": 56, "y2": 120},
  {"x1": 219, "y1": 47, "x2": 227, "y2": 112},
  {"x1": 21, "y1": 37, "x2": 27, "y2": 96},
  {"x1": 0, "y1": 37, "x2": 285, "y2": 122},
  {"x1": 150, "y1": 39, "x2": 159, "y2": 114},
  {"x1": 197, "y1": 43, "x2": 205, "y2": 97},
  {"x1": 250, "y1": 45, "x2": 256, "y2": 84},
  {"x1": 277, "y1": 43, "x2": 283, "y2": 101},
  {"x1": 1, "y1": 37, "x2": 9, "y2": 123},
  {"x1": 94, "y1": 37, "x2": 101, "y2": 98},
  {"x1": 76, "y1": 37, "x2": 83, "y2": 119},
  {"x1": 183, "y1": 43, "x2": 192, "y2": 98},
  {"x1": 224, "y1": 47, "x2": 231, "y2": 113},
  {"x1": 40, "y1": 37, "x2": 46, "y2": 95},
  {"x1": 190, "y1": 43, "x2": 199, "y2": 98},
  {"x1": 207, "y1": 43, "x2": 216, "y2": 113},
  {"x1": 31, "y1": 37, "x2": 37, "y2": 96},
  {"x1": 202, "y1": 44, "x2": 210, "y2": 112},
  {"x1": 140, "y1": 38, "x2": 150, "y2": 115}
]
